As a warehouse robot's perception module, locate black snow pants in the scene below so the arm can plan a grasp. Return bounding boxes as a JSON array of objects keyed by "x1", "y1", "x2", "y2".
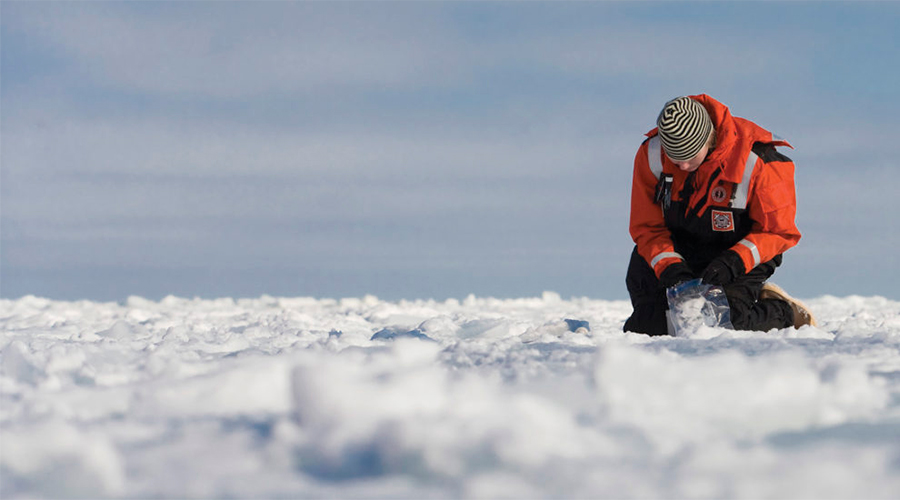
[{"x1": 623, "y1": 246, "x2": 794, "y2": 335}]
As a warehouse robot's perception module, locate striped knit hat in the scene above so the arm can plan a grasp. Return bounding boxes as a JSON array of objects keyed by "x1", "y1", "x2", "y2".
[{"x1": 656, "y1": 96, "x2": 714, "y2": 161}]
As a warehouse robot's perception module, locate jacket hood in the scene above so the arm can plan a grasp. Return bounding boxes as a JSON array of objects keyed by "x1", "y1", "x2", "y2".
[{"x1": 646, "y1": 94, "x2": 792, "y2": 182}]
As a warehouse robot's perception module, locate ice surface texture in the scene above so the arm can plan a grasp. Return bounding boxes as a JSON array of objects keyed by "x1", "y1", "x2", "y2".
[{"x1": 1, "y1": 292, "x2": 899, "y2": 499}]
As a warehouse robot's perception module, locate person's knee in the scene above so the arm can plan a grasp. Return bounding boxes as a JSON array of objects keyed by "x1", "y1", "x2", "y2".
[
  {"x1": 730, "y1": 307, "x2": 752, "y2": 330},
  {"x1": 728, "y1": 297, "x2": 794, "y2": 331},
  {"x1": 723, "y1": 289, "x2": 755, "y2": 330},
  {"x1": 624, "y1": 302, "x2": 669, "y2": 335}
]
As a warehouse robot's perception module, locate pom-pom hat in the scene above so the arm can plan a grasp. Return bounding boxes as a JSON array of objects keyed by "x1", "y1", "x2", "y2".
[{"x1": 656, "y1": 96, "x2": 714, "y2": 162}]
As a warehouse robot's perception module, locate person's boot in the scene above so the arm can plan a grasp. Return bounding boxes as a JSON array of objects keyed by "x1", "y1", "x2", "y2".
[{"x1": 760, "y1": 282, "x2": 817, "y2": 328}]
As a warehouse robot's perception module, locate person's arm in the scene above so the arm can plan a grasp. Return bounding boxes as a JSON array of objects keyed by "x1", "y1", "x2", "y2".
[
  {"x1": 701, "y1": 145, "x2": 801, "y2": 285},
  {"x1": 737, "y1": 147, "x2": 802, "y2": 269},
  {"x1": 629, "y1": 140, "x2": 692, "y2": 281}
]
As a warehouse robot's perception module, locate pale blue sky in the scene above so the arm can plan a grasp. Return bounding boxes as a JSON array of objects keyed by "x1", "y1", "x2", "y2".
[{"x1": 2, "y1": 1, "x2": 898, "y2": 301}]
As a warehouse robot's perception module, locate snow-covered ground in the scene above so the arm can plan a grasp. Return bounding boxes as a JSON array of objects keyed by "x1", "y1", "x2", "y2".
[{"x1": 1, "y1": 292, "x2": 899, "y2": 499}]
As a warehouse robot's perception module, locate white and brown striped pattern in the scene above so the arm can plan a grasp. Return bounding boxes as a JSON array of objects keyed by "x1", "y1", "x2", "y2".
[{"x1": 656, "y1": 96, "x2": 713, "y2": 162}]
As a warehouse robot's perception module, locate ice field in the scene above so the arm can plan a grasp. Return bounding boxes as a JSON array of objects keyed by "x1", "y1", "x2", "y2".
[{"x1": 2, "y1": 292, "x2": 899, "y2": 498}]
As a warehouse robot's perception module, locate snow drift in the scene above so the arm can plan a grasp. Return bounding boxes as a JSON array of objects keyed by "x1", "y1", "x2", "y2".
[{"x1": 1, "y1": 292, "x2": 899, "y2": 498}]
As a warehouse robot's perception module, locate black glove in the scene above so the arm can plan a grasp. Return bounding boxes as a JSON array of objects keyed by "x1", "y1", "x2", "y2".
[
  {"x1": 659, "y1": 262, "x2": 696, "y2": 289},
  {"x1": 700, "y1": 250, "x2": 745, "y2": 286}
]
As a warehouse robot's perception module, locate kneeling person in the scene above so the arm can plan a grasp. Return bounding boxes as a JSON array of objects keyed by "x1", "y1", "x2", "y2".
[{"x1": 624, "y1": 95, "x2": 815, "y2": 335}]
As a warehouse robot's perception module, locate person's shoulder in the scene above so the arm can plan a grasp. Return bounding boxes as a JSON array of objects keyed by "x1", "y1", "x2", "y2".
[
  {"x1": 734, "y1": 116, "x2": 793, "y2": 163},
  {"x1": 751, "y1": 142, "x2": 793, "y2": 164},
  {"x1": 639, "y1": 128, "x2": 659, "y2": 147}
]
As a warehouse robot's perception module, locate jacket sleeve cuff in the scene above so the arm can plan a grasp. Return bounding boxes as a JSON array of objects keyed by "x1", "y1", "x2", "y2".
[
  {"x1": 650, "y1": 252, "x2": 686, "y2": 277},
  {"x1": 731, "y1": 239, "x2": 760, "y2": 273}
]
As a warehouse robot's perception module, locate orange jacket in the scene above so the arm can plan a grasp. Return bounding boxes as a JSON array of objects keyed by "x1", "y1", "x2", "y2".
[{"x1": 630, "y1": 94, "x2": 801, "y2": 278}]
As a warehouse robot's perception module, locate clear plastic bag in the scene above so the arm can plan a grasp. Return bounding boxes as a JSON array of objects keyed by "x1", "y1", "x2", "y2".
[{"x1": 665, "y1": 279, "x2": 734, "y2": 336}]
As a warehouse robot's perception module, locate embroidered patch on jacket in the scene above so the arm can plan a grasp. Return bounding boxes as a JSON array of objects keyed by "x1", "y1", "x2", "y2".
[
  {"x1": 711, "y1": 210, "x2": 735, "y2": 232},
  {"x1": 711, "y1": 185, "x2": 729, "y2": 204}
]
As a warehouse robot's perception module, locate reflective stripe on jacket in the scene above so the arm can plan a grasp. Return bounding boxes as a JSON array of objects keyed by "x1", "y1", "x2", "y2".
[{"x1": 629, "y1": 94, "x2": 801, "y2": 277}]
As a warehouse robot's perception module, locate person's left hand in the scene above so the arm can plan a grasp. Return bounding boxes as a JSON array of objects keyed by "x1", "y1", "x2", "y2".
[{"x1": 700, "y1": 251, "x2": 745, "y2": 286}]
